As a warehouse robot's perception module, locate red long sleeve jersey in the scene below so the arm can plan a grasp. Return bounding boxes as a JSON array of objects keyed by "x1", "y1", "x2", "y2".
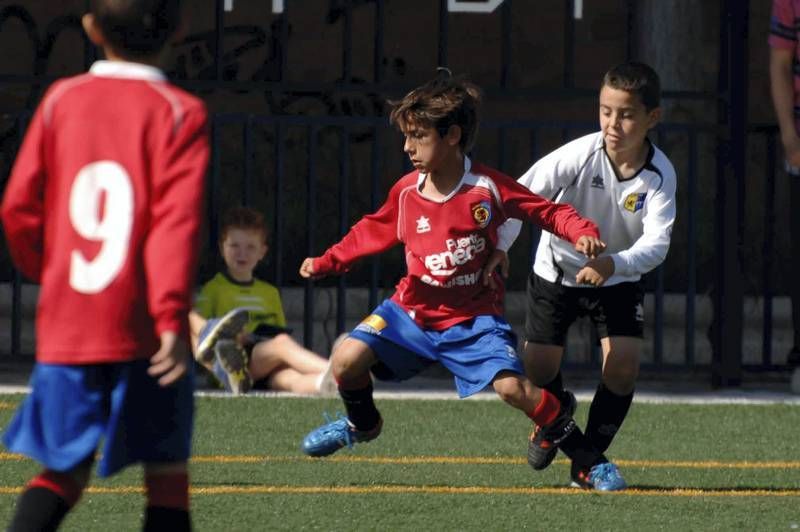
[
  {"x1": 0, "y1": 61, "x2": 209, "y2": 364},
  {"x1": 314, "y1": 159, "x2": 599, "y2": 330}
]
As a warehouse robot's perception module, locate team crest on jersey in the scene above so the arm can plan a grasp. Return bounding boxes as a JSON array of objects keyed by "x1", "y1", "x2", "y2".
[
  {"x1": 623, "y1": 193, "x2": 646, "y2": 213},
  {"x1": 354, "y1": 314, "x2": 388, "y2": 335},
  {"x1": 471, "y1": 201, "x2": 491, "y2": 228},
  {"x1": 416, "y1": 216, "x2": 431, "y2": 233}
]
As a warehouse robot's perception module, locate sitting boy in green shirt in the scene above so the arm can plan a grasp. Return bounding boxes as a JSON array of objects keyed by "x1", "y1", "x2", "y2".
[{"x1": 189, "y1": 206, "x2": 335, "y2": 395}]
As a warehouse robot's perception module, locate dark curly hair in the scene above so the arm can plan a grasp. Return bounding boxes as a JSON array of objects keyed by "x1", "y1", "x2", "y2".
[{"x1": 388, "y1": 69, "x2": 482, "y2": 152}]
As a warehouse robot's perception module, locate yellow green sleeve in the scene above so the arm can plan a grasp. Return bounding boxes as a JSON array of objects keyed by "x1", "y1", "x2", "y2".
[{"x1": 193, "y1": 281, "x2": 215, "y2": 318}]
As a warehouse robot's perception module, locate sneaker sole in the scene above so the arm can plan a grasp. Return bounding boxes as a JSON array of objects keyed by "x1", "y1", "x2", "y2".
[
  {"x1": 216, "y1": 341, "x2": 252, "y2": 394},
  {"x1": 196, "y1": 308, "x2": 251, "y2": 364}
]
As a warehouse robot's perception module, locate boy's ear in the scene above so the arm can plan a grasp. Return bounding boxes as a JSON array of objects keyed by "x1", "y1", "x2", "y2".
[
  {"x1": 647, "y1": 107, "x2": 662, "y2": 130},
  {"x1": 445, "y1": 125, "x2": 462, "y2": 146},
  {"x1": 82, "y1": 14, "x2": 105, "y2": 47}
]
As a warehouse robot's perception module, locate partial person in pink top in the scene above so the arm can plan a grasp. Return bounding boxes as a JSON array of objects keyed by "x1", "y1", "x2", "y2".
[{"x1": 769, "y1": 0, "x2": 800, "y2": 371}]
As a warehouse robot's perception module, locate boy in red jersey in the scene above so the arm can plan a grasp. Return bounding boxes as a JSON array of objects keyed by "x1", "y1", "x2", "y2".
[
  {"x1": 298, "y1": 71, "x2": 626, "y2": 491},
  {"x1": 1, "y1": 1, "x2": 206, "y2": 530}
]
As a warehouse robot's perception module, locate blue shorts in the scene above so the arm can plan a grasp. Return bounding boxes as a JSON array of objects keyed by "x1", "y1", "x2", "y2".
[
  {"x1": 2, "y1": 359, "x2": 194, "y2": 477},
  {"x1": 349, "y1": 300, "x2": 524, "y2": 397}
]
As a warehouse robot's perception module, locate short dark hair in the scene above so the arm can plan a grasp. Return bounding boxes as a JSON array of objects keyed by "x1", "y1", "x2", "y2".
[
  {"x1": 388, "y1": 70, "x2": 482, "y2": 152},
  {"x1": 219, "y1": 206, "x2": 268, "y2": 245},
  {"x1": 602, "y1": 62, "x2": 661, "y2": 111},
  {"x1": 89, "y1": 0, "x2": 181, "y2": 58}
]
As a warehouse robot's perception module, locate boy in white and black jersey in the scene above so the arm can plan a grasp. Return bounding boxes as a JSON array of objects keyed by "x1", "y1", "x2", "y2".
[{"x1": 497, "y1": 62, "x2": 677, "y2": 486}]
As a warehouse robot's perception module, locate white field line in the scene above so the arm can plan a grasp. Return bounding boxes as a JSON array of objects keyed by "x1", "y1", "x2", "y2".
[{"x1": 1, "y1": 385, "x2": 799, "y2": 405}]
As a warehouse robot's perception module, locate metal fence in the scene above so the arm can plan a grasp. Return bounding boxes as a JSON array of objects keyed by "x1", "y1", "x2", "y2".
[{"x1": 0, "y1": 0, "x2": 779, "y2": 385}]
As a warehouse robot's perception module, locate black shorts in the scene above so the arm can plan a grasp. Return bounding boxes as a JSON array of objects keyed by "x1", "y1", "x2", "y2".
[{"x1": 524, "y1": 273, "x2": 644, "y2": 346}]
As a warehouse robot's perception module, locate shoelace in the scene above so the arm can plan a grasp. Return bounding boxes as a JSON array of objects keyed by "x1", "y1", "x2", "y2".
[
  {"x1": 319, "y1": 412, "x2": 354, "y2": 449},
  {"x1": 591, "y1": 462, "x2": 620, "y2": 483}
]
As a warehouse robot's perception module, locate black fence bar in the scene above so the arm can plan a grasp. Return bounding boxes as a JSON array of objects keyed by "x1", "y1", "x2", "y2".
[
  {"x1": 341, "y1": 1, "x2": 352, "y2": 82},
  {"x1": 685, "y1": 130, "x2": 698, "y2": 366},
  {"x1": 763, "y1": 130, "x2": 777, "y2": 366},
  {"x1": 0, "y1": 73, "x2": 719, "y2": 103},
  {"x1": 369, "y1": 126, "x2": 381, "y2": 310},
  {"x1": 9, "y1": 114, "x2": 28, "y2": 358},
  {"x1": 336, "y1": 127, "x2": 350, "y2": 335},
  {"x1": 273, "y1": 122, "x2": 286, "y2": 287},
  {"x1": 207, "y1": 117, "x2": 223, "y2": 272},
  {"x1": 563, "y1": 0, "x2": 575, "y2": 88},
  {"x1": 500, "y1": 0, "x2": 512, "y2": 89},
  {"x1": 215, "y1": 0, "x2": 225, "y2": 82},
  {"x1": 277, "y1": 9, "x2": 289, "y2": 82},
  {"x1": 438, "y1": 0, "x2": 448, "y2": 68},
  {"x1": 710, "y1": 0, "x2": 747, "y2": 386},
  {"x1": 242, "y1": 117, "x2": 254, "y2": 205},
  {"x1": 374, "y1": 0, "x2": 384, "y2": 83},
  {"x1": 624, "y1": 0, "x2": 635, "y2": 62},
  {"x1": 304, "y1": 124, "x2": 319, "y2": 347}
]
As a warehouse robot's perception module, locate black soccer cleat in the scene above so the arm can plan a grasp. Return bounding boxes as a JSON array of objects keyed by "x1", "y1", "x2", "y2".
[{"x1": 527, "y1": 390, "x2": 577, "y2": 471}]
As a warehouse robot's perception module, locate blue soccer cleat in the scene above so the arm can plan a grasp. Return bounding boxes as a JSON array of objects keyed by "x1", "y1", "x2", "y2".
[
  {"x1": 301, "y1": 412, "x2": 382, "y2": 457},
  {"x1": 571, "y1": 461, "x2": 627, "y2": 491},
  {"x1": 212, "y1": 339, "x2": 252, "y2": 395},
  {"x1": 196, "y1": 307, "x2": 251, "y2": 364}
]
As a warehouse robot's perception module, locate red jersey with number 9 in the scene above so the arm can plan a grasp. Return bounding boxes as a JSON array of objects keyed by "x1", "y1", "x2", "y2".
[{"x1": 1, "y1": 61, "x2": 208, "y2": 364}]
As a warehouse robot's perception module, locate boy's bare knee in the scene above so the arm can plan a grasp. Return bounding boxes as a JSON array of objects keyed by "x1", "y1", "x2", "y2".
[
  {"x1": 492, "y1": 375, "x2": 525, "y2": 404},
  {"x1": 330, "y1": 342, "x2": 374, "y2": 384},
  {"x1": 269, "y1": 333, "x2": 295, "y2": 349}
]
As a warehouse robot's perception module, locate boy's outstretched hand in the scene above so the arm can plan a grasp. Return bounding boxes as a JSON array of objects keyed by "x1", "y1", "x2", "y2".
[
  {"x1": 574, "y1": 235, "x2": 606, "y2": 259},
  {"x1": 148, "y1": 331, "x2": 190, "y2": 387},
  {"x1": 576, "y1": 256, "x2": 615, "y2": 286},
  {"x1": 299, "y1": 257, "x2": 324, "y2": 279},
  {"x1": 482, "y1": 249, "x2": 509, "y2": 290}
]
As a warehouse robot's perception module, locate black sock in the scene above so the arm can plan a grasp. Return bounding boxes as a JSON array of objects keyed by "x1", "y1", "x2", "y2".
[
  {"x1": 557, "y1": 427, "x2": 607, "y2": 471},
  {"x1": 144, "y1": 507, "x2": 191, "y2": 532},
  {"x1": 8, "y1": 487, "x2": 71, "y2": 532},
  {"x1": 339, "y1": 380, "x2": 381, "y2": 431},
  {"x1": 585, "y1": 381, "x2": 633, "y2": 453}
]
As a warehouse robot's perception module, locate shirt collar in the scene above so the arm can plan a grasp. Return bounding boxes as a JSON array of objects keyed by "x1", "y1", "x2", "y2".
[{"x1": 89, "y1": 60, "x2": 166, "y2": 82}]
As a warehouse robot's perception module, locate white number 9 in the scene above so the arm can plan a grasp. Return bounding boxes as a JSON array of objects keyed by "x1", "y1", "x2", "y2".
[{"x1": 69, "y1": 160, "x2": 134, "y2": 294}]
